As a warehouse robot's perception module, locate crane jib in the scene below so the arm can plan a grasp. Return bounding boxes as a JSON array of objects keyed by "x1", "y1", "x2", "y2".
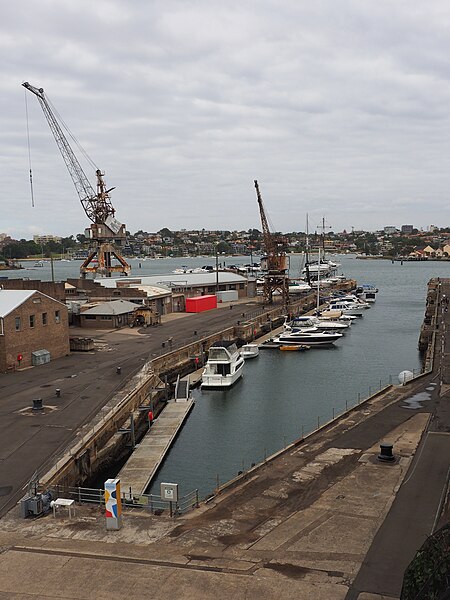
[{"x1": 22, "y1": 81, "x2": 118, "y2": 226}]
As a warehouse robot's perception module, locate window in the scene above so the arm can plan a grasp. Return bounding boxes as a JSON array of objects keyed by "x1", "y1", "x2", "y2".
[
  {"x1": 113, "y1": 290, "x2": 121, "y2": 296},
  {"x1": 15, "y1": 317, "x2": 21, "y2": 331},
  {"x1": 42, "y1": 312, "x2": 47, "y2": 325},
  {"x1": 55, "y1": 310, "x2": 60, "y2": 324},
  {"x1": 100, "y1": 316, "x2": 112, "y2": 320},
  {"x1": 84, "y1": 315, "x2": 96, "y2": 320},
  {"x1": 29, "y1": 314, "x2": 35, "y2": 328}
]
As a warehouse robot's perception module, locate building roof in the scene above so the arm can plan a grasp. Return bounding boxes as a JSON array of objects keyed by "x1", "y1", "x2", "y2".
[
  {"x1": 0, "y1": 290, "x2": 65, "y2": 318},
  {"x1": 132, "y1": 285, "x2": 172, "y2": 298},
  {"x1": 82, "y1": 299, "x2": 140, "y2": 316},
  {"x1": 96, "y1": 272, "x2": 247, "y2": 289},
  {"x1": 0, "y1": 290, "x2": 35, "y2": 318}
]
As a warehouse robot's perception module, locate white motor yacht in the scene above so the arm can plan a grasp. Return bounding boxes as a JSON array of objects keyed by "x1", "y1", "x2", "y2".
[
  {"x1": 239, "y1": 343, "x2": 260, "y2": 359},
  {"x1": 330, "y1": 294, "x2": 370, "y2": 307},
  {"x1": 273, "y1": 329, "x2": 343, "y2": 347},
  {"x1": 288, "y1": 315, "x2": 348, "y2": 331},
  {"x1": 201, "y1": 341, "x2": 244, "y2": 388},
  {"x1": 356, "y1": 284, "x2": 378, "y2": 303},
  {"x1": 327, "y1": 300, "x2": 365, "y2": 316}
]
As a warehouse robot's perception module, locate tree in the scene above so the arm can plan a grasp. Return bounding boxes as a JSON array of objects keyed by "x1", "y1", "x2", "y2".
[
  {"x1": 159, "y1": 227, "x2": 173, "y2": 238},
  {"x1": 216, "y1": 241, "x2": 231, "y2": 254}
]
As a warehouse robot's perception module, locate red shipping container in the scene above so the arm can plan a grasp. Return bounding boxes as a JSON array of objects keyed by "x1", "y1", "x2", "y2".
[{"x1": 185, "y1": 295, "x2": 217, "y2": 313}]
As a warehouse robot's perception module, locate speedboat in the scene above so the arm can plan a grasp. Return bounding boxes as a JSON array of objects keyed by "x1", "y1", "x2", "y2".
[
  {"x1": 201, "y1": 341, "x2": 244, "y2": 388},
  {"x1": 34, "y1": 260, "x2": 44, "y2": 267},
  {"x1": 239, "y1": 343, "x2": 260, "y2": 359},
  {"x1": 273, "y1": 329, "x2": 343, "y2": 347}
]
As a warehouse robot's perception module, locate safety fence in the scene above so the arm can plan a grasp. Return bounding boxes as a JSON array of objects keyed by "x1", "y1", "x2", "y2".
[{"x1": 45, "y1": 484, "x2": 199, "y2": 517}]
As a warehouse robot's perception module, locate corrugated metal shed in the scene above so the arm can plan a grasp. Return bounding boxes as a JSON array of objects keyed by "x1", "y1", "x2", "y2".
[
  {"x1": 82, "y1": 299, "x2": 140, "y2": 316},
  {"x1": 96, "y1": 272, "x2": 247, "y2": 288}
]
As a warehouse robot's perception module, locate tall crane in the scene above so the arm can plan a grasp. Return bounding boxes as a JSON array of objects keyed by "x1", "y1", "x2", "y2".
[
  {"x1": 254, "y1": 180, "x2": 290, "y2": 306},
  {"x1": 22, "y1": 82, "x2": 131, "y2": 278}
]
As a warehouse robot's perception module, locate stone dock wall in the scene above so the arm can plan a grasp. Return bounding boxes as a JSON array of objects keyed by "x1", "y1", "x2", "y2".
[{"x1": 41, "y1": 280, "x2": 357, "y2": 488}]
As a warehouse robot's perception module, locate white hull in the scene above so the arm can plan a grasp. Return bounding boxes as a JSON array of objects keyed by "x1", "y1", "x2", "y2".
[
  {"x1": 240, "y1": 344, "x2": 260, "y2": 359},
  {"x1": 274, "y1": 331, "x2": 342, "y2": 347},
  {"x1": 201, "y1": 364, "x2": 243, "y2": 388},
  {"x1": 201, "y1": 341, "x2": 245, "y2": 388}
]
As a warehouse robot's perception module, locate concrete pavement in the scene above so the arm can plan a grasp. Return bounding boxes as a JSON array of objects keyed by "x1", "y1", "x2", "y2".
[{"x1": 0, "y1": 282, "x2": 449, "y2": 599}]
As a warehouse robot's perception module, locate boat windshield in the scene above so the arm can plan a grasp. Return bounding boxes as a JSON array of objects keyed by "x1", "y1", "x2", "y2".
[{"x1": 208, "y1": 348, "x2": 230, "y2": 360}]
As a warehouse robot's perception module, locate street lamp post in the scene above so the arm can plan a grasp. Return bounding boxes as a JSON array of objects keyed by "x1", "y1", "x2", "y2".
[{"x1": 215, "y1": 247, "x2": 219, "y2": 292}]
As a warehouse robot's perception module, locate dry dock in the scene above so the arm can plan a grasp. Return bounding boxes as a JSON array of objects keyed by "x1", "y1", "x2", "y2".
[{"x1": 0, "y1": 279, "x2": 448, "y2": 599}]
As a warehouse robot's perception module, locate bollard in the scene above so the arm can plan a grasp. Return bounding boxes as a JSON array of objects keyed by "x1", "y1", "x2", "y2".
[
  {"x1": 116, "y1": 366, "x2": 121, "y2": 375},
  {"x1": 32, "y1": 398, "x2": 43, "y2": 411},
  {"x1": 55, "y1": 389, "x2": 61, "y2": 398},
  {"x1": 378, "y1": 443, "x2": 395, "y2": 462}
]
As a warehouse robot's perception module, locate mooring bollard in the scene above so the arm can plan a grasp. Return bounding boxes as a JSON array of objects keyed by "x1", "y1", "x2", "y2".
[
  {"x1": 55, "y1": 389, "x2": 61, "y2": 398},
  {"x1": 32, "y1": 398, "x2": 43, "y2": 411},
  {"x1": 116, "y1": 366, "x2": 121, "y2": 375},
  {"x1": 378, "y1": 442, "x2": 395, "y2": 462}
]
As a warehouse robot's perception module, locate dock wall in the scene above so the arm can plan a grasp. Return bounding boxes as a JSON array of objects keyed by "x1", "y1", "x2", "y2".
[{"x1": 40, "y1": 280, "x2": 357, "y2": 489}]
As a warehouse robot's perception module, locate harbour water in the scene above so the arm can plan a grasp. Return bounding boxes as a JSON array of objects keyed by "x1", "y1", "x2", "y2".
[{"x1": 3, "y1": 255, "x2": 449, "y2": 499}]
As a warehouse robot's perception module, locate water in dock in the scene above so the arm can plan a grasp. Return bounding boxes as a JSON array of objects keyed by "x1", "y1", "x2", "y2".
[{"x1": 147, "y1": 257, "x2": 450, "y2": 499}]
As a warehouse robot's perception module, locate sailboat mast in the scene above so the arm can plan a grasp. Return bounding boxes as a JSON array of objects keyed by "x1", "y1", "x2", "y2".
[
  {"x1": 305, "y1": 214, "x2": 311, "y2": 285},
  {"x1": 316, "y1": 244, "x2": 321, "y2": 313}
]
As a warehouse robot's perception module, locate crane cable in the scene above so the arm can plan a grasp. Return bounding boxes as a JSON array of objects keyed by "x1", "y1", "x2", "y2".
[
  {"x1": 24, "y1": 87, "x2": 35, "y2": 207},
  {"x1": 46, "y1": 95, "x2": 98, "y2": 172}
]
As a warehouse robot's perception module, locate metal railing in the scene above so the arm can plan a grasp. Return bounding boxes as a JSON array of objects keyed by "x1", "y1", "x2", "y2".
[{"x1": 46, "y1": 484, "x2": 199, "y2": 516}]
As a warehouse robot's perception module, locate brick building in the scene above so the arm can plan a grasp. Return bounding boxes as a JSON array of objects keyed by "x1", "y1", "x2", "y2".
[
  {"x1": 0, "y1": 290, "x2": 70, "y2": 372},
  {"x1": 0, "y1": 279, "x2": 66, "y2": 302}
]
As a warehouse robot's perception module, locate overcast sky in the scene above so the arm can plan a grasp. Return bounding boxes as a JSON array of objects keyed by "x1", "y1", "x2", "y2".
[{"x1": 2, "y1": 1, "x2": 450, "y2": 239}]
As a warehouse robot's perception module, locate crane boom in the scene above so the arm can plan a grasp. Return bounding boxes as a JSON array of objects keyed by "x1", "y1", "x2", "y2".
[
  {"x1": 254, "y1": 179, "x2": 276, "y2": 257},
  {"x1": 22, "y1": 82, "x2": 116, "y2": 227},
  {"x1": 253, "y1": 180, "x2": 290, "y2": 306},
  {"x1": 23, "y1": 81, "x2": 130, "y2": 278}
]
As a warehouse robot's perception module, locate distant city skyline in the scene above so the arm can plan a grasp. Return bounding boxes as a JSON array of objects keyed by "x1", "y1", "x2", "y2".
[{"x1": 2, "y1": 2, "x2": 450, "y2": 239}]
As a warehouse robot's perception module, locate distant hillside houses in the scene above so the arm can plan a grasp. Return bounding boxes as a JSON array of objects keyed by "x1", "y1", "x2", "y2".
[{"x1": 409, "y1": 243, "x2": 450, "y2": 258}]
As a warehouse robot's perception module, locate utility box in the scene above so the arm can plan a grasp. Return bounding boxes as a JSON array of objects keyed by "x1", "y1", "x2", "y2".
[
  {"x1": 216, "y1": 290, "x2": 238, "y2": 303},
  {"x1": 31, "y1": 349, "x2": 51, "y2": 366},
  {"x1": 185, "y1": 295, "x2": 217, "y2": 313}
]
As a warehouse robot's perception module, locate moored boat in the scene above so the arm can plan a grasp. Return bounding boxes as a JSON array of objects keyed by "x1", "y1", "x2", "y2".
[
  {"x1": 279, "y1": 345, "x2": 310, "y2": 351},
  {"x1": 201, "y1": 341, "x2": 244, "y2": 388},
  {"x1": 239, "y1": 343, "x2": 260, "y2": 359},
  {"x1": 273, "y1": 329, "x2": 343, "y2": 347}
]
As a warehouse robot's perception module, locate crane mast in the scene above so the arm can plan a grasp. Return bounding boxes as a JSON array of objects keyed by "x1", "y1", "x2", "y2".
[
  {"x1": 22, "y1": 82, "x2": 130, "y2": 278},
  {"x1": 254, "y1": 180, "x2": 290, "y2": 306}
]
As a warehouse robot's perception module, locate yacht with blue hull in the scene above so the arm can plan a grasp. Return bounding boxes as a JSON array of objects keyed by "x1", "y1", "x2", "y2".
[{"x1": 201, "y1": 341, "x2": 245, "y2": 388}]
